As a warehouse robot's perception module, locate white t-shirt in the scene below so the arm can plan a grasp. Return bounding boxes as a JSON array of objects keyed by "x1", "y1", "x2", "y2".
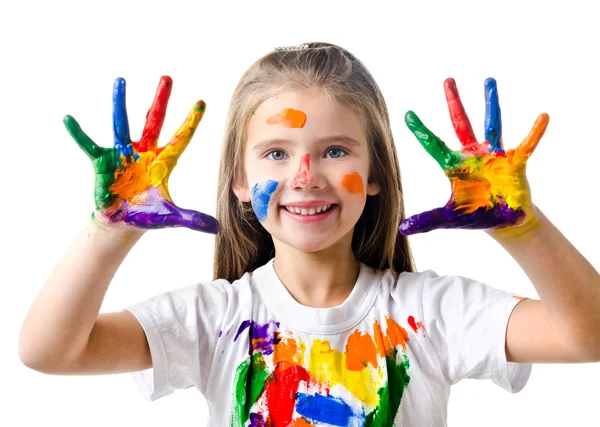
[{"x1": 126, "y1": 258, "x2": 532, "y2": 426}]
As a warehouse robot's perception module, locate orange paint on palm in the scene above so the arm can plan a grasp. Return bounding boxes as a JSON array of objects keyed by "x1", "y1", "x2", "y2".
[
  {"x1": 266, "y1": 108, "x2": 307, "y2": 128},
  {"x1": 110, "y1": 152, "x2": 155, "y2": 203},
  {"x1": 345, "y1": 330, "x2": 379, "y2": 370},
  {"x1": 341, "y1": 172, "x2": 364, "y2": 194}
]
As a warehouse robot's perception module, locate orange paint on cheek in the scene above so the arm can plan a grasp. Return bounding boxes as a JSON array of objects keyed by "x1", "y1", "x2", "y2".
[
  {"x1": 345, "y1": 330, "x2": 379, "y2": 370},
  {"x1": 266, "y1": 108, "x2": 307, "y2": 128},
  {"x1": 341, "y1": 172, "x2": 365, "y2": 194}
]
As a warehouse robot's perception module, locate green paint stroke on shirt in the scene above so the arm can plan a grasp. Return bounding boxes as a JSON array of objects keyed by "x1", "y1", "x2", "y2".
[
  {"x1": 232, "y1": 353, "x2": 268, "y2": 426},
  {"x1": 365, "y1": 350, "x2": 411, "y2": 427}
]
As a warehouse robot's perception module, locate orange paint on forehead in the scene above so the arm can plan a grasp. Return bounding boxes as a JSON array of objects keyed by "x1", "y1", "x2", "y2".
[
  {"x1": 266, "y1": 108, "x2": 307, "y2": 128},
  {"x1": 341, "y1": 172, "x2": 365, "y2": 194}
]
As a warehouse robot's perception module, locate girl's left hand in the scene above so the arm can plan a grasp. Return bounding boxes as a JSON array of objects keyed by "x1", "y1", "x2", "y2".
[{"x1": 400, "y1": 78, "x2": 549, "y2": 236}]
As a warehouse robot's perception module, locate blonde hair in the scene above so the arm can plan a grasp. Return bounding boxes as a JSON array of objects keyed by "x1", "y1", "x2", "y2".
[{"x1": 213, "y1": 42, "x2": 415, "y2": 282}]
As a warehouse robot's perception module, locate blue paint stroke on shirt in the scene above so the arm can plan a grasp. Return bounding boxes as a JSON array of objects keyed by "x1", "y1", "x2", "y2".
[
  {"x1": 251, "y1": 180, "x2": 279, "y2": 221},
  {"x1": 296, "y1": 393, "x2": 365, "y2": 426}
]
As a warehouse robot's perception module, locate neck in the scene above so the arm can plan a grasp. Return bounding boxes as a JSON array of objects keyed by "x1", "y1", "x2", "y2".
[{"x1": 272, "y1": 231, "x2": 360, "y2": 308}]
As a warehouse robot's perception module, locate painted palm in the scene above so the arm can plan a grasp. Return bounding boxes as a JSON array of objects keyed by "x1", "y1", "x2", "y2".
[
  {"x1": 399, "y1": 78, "x2": 549, "y2": 236},
  {"x1": 63, "y1": 77, "x2": 219, "y2": 233}
]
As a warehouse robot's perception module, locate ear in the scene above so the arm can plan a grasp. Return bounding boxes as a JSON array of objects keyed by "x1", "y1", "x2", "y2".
[
  {"x1": 232, "y1": 176, "x2": 251, "y2": 203},
  {"x1": 367, "y1": 182, "x2": 381, "y2": 196}
]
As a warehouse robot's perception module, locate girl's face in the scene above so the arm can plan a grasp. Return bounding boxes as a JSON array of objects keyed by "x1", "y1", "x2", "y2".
[{"x1": 236, "y1": 86, "x2": 379, "y2": 254}]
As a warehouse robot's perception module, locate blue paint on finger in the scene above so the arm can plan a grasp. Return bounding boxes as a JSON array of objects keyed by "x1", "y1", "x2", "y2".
[
  {"x1": 112, "y1": 77, "x2": 135, "y2": 159},
  {"x1": 251, "y1": 180, "x2": 279, "y2": 221},
  {"x1": 484, "y1": 77, "x2": 503, "y2": 153}
]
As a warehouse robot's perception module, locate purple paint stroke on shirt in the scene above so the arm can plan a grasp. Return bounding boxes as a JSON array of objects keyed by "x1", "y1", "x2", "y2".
[
  {"x1": 249, "y1": 413, "x2": 266, "y2": 427},
  {"x1": 233, "y1": 319, "x2": 281, "y2": 356}
]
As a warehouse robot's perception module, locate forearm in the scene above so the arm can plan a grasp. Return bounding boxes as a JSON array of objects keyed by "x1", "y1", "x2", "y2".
[
  {"x1": 487, "y1": 206, "x2": 600, "y2": 355},
  {"x1": 19, "y1": 216, "x2": 145, "y2": 369}
]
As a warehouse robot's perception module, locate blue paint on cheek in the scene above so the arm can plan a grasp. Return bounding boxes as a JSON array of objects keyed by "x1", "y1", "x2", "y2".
[
  {"x1": 251, "y1": 180, "x2": 279, "y2": 221},
  {"x1": 295, "y1": 393, "x2": 364, "y2": 425}
]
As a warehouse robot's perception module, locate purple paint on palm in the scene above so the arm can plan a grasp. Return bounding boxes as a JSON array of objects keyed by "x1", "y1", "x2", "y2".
[
  {"x1": 108, "y1": 187, "x2": 219, "y2": 233},
  {"x1": 399, "y1": 197, "x2": 524, "y2": 235},
  {"x1": 234, "y1": 319, "x2": 281, "y2": 356}
]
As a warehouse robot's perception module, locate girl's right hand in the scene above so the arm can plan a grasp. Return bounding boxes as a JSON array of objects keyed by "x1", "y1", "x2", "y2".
[{"x1": 63, "y1": 76, "x2": 219, "y2": 234}]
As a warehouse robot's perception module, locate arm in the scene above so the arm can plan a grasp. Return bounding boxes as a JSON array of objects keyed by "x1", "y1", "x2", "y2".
[
  {"x1": 488, "y1": 206, "x2": 600, "y2": 362},
  {"x1": 18, "y1": 218, "x2": 150, "y2": 373}
]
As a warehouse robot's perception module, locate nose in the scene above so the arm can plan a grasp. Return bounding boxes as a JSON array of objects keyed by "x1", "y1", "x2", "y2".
[{"x1": 290, "y1": 153, "x2": 319, "y2": 189}]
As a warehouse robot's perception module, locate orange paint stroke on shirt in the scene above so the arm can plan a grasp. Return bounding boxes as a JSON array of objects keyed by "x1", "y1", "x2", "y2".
[
  {"x1": 513, "y1": 295, "x2": 526, "y2": 300},
  {"x1": 266, "y1": 108, "x2": 307, "y2": 128},
  {"x1": 341, "y1": 172, "x2": 365, "y2": 194},
  {"x1": 291, "y1": 417, "x2": 313, "y2": 427},
  {"x1": 345, "y1": 330, "x2": 379, "y2": 370},
  {"x1": 273, "y1": 337, "x2": 306, "y2": 366},
  {"x1": 373, "y1": 316, "x2": 410, "y2": 358}
]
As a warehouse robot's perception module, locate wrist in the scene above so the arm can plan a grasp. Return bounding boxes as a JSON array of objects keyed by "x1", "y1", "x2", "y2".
[{"x1": 89, "y1": 211, "x2": 147, "y2": 243}]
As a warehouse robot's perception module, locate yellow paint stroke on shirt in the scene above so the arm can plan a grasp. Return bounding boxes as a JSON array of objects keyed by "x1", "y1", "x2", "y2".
[
  {"x1": 308, "y1": 339, "x2": 381, "y2": 407},
  {"x1": 266, "y1": 108, "x2": 307, "y2": 128}
]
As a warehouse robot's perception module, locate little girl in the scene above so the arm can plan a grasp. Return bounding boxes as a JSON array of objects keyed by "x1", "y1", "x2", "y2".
[{"x1": 19, "y1": 42, "x2": 600, "y2": 426}]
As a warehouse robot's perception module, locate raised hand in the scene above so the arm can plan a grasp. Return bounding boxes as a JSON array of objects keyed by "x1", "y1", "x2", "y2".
[
  {"x1": 400, "y1": 78, "x2": 549, "y2": 236},
  {"x1": 64, "y1": 76, "x2": 219, "y2": 234}
]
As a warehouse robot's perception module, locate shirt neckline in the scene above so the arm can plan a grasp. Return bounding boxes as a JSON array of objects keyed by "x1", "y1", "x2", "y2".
[{"x1": 252, "y1": 258, "x2": 381, "y2": 334}]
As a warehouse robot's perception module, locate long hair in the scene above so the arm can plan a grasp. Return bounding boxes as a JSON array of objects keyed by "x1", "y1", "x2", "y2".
[{"x1": 213, "y1": 42, "x2": 415, "y2": 282}]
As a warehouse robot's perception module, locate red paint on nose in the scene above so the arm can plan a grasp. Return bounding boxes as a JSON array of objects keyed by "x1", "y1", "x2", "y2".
[{"x1": 291, "y1": 153, "x2": 314, "y2": 187}]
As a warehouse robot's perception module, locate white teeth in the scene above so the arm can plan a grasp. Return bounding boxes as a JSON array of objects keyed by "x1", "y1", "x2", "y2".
[{"x1": 285, "y1": 204, "x2": 333, "y2": 216}]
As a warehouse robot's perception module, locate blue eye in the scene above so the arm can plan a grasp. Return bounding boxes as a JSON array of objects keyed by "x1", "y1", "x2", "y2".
[
  {"x1": 267, "y1": 150, "x2": 288, "y2": 161},
  {"x1": 325, "y1": 147, "x2": 348, "y2": 159}
]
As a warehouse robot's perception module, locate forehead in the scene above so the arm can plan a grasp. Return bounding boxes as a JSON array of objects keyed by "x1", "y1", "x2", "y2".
[{"x1": 246, "y1": 86, "x2": 365, "y2": 145}]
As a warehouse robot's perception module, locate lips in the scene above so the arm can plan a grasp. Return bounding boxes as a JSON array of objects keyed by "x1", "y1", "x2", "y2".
[{"x1": 283, "y1": 204, "x2": 334, "y2": 216}]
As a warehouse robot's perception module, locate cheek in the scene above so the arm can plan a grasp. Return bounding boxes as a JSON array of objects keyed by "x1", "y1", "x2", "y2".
[
  {"x1": 340, "y1": 172, "x2": 365, "y2": 195},
  {"x1": 250, "y1": 179, "x2": 279, "y2": 221}
]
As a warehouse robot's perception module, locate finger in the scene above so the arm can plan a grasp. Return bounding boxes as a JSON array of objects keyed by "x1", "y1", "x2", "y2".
[
  {"x1": 137, "y1": 76, "x2": 173, "y2": 152},
  {"x1": 63, "y1": 115, "x2": 103, "y2": 159},
  {"x1": 484, "y1": 78, "x2": 504, "y2": 153},
  {"x1": 444, "y1": 78, "x2": 479, "y2": 151},
  {"x1": 123, "y1": 190, "x2": 219, "y2": 234},
  {"x1": 112, "y1": 77, "x2": 133, "y2": 157},
  {"x1": 399, "y1": 200, "x2": 525, "y2": 235},
  {"x1": 516, "y1": 113, "x2": 549, "y2": 159},
  {"x1": 156, "y1": 100, "x2": 206, "y2": 168},
  {"x1": 405, "y1": 110, "x2": 461, "y2": 171}
]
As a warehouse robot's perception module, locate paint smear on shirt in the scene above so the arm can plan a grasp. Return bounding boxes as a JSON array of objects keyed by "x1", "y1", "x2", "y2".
[
  {"x1": 266, "y1": 108, "x2": 307, "y2": 128},
  {"x1": 341, "y1": 172, "x2": 365, "y2": 194},
  {"x1": 251, "y1": 180, "x2": 279, "y2": 221},
  {"x1": 228, "y1": 315, "x2": 411, "y2": 426},
  {"x1": 407, "y1": 315, "x2": 427, "y2": 337}
]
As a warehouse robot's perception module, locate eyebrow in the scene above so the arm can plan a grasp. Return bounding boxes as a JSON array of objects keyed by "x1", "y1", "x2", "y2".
[{"x1": 252, "y1": 135, "x2": 361, "y2": 151}]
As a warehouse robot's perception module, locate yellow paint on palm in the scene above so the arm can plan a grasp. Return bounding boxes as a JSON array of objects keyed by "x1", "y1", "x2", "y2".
[
  {"x1": 308, "y1": 339, "x2": 381, "y2": 407},
  {"x1": 447, "y1": 152, "x2": 530, "y2": 215}
]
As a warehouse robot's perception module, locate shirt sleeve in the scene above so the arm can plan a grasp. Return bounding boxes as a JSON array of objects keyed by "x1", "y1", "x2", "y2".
[
  {"x1": 419, "y1": 270, "x2": 532, "y2": 393},
  {"x1": 124, "y1": 279, "x2": 229, "y2": 401}
]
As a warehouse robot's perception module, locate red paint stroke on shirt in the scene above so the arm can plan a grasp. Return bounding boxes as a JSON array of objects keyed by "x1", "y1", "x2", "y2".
[
  {"x1": 265, "y1": 364, "x2": 310, "y2": 426},
  {"x1": 408, "y1": 315, "x2": 427, "y2": 337}
]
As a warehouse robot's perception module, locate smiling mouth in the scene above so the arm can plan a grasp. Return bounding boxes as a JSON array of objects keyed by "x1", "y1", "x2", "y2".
[{"x1": 280, "y1": 204, "x2": 338, "y2": 217}]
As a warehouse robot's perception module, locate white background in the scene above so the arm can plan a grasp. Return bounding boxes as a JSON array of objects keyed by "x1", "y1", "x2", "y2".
[{"x1": 2, "y1": 0, "x2": 599, "y2": 425}]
